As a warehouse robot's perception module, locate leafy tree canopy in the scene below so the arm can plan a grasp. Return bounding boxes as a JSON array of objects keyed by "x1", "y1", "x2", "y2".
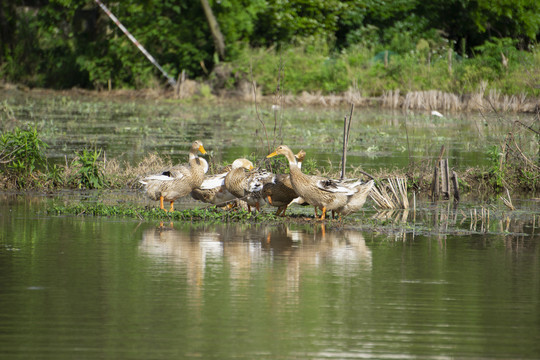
[{"x1": 0, "y1": 0, "x2": 538, "y2": 89}]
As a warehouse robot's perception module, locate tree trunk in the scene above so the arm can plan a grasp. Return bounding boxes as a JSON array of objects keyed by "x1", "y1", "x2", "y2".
[{"x1": 200, "y1": 0, "x2": 225, "y2": 59}]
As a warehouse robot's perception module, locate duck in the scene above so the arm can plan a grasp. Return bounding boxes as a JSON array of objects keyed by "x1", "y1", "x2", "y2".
[
  {"x1": 190, "y1": 164, "x2": 237, "y2": 207},
  {"x1": 140, "y1": 140, "x2": 207, "y2": 212},
  {"x1": 267, "y1": 145, "x2": 370, "y2": 220},
  {"x1": 224, "y1": 158, "x2": 274, "y2": 212},
  {"x1": 263, "y1": 150, "x2": 306, "y2": 216},
  {"x1": 334, "y1": 179, "x2": 375, "y2": 216}
]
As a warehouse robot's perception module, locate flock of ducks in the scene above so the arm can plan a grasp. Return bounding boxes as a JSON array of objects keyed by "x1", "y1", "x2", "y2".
[{"x1": 140, "y1": 140, "x2": 374, "y2": 220}]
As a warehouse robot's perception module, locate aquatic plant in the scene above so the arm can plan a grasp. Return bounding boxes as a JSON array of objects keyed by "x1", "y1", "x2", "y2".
[
  {"x1": 47, "y1": 203, "x2": 282, "y2": 223},
  {"x1": 45, "y1": 164, "x2": 65, "y2": 188},
  {"x1": 487, "y1": 145, "x2": 505, "y2": 191}
]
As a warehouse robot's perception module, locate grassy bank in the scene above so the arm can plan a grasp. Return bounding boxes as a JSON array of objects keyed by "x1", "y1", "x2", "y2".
[
  {"x1": 5, "y1": 40, "x2": 538, "y2": 112},
  {"x1": 205, "y1": 43, "x2": 540, "y2": 112},
  {"x1": 0, "y1": 126, "x2": 538, "y2": 196}
]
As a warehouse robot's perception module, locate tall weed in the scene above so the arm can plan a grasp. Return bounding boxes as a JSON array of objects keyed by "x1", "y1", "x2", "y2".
[
  {"x1": 0, "y1": 127, "x2": 47, "y2": 177},
  {"x1": 71, "y1": 148, "x2": 107, "y2": 189}
]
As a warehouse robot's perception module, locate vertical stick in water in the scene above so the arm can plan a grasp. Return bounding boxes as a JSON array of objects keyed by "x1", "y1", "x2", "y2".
[
  {"x1": 341, "y1": 116, "x2": 348, "y2": 180},
  {"x1": 94, "y1": 0, "x2": 177, "y2": 88},
  {"x1": 341, "y1": 104, "x2": 354, "y2": 179}
]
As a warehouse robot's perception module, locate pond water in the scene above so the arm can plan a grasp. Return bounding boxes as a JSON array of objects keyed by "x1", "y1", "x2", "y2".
[
  {"x1": 1, "y1": 90, "x2": 537, "y2": 171},
  {"x1": 1, "y1": 91, "x2": 539, "y2": 359},
  {"x1": 1, "y1": 194, "x2": 539, "y2": 359}
]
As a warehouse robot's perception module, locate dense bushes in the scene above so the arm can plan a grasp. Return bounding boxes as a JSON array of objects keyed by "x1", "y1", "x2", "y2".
[
  {"x1": 226, "y1": 40, "x2": 540, "y2": 97},
  {"x1": 0, "y1": 0, "x2": 538, "y2": 91}
]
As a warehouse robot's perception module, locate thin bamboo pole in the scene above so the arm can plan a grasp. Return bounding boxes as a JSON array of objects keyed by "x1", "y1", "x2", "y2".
[{"x1": 94, "y1": 0, "x2": 177, "y2": 87}]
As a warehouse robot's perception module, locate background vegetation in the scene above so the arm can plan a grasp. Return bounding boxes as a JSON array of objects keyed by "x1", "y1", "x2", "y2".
[{"x1": 0, "y1": 0, "x2": 539, "y2": 96}]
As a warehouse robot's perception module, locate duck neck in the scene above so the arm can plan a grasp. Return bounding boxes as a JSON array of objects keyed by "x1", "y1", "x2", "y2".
[
  {"x1": 288, "y1": 160, "x2": 304, "y2": 178},
  {"x1": 189, "y1": 154, "x2": 203, "y2": 171}
]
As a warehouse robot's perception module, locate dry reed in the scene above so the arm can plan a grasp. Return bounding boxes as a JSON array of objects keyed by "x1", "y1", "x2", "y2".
[
  {"x1": 270, "y1": 84, "x2": 537, "y2": 113},
  {"x1": 500, "y1": 188, "x2": 515, "y2": 210},
  {"x1": 370, "y1": 178, "x2": 409, "y2": 209}
]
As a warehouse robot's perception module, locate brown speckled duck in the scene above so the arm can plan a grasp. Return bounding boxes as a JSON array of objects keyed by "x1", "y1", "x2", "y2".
[
  {"x1": 263, "y1": 150, "x2": 306, "y2": 216},
  {"x1": 224, "y1": 159, "x2": 274, "y2": 212},
  {"x1": 334, "y1": 179, "x2": 374, "y2": 216},
  {"x1": 190, "y1": 164, "x2": 237, "y2": 207},
  {"x1": 267, "y1": 145, "x2": 371, "y2": 220},
  {"x1": 140, "y1": 140, "x2": 207, "y2": 212}
]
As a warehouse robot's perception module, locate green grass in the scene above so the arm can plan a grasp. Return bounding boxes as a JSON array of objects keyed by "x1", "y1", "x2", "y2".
[
  {"x1": 229, "y1": 43, "x2": 540, "y2": 97},
  {"x1": 47, "y1": 203, "x2": 283, "y2": 223}
]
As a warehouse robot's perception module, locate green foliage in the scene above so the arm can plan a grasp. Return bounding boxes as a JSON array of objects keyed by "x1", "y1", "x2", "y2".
[
  {"x1": 253, "y1": 0, "x2": 345, "y2": 47},
  {"x1": 47, "y1": 203, "x2": 280, "y2": 223},
  {"x1": 46, "y1": 164, "x2": 65, "y2": 188},
  {"x1": 0, "y1": 127, "x2": 48, "y2": 177},
  {"x1": 1, "y1": 0, "x2": 540, "y2": 90},
  {"x1": 233, "y1": 44, "x2": 350, "y2": 95},
  {"x1": 486, "y1": 145, "x2": 505, "y2": 191},
  {"x1": 472, "y1": 0, "x2": 540, "y2": 41},
  {"x1": 71, "y1": 148, "x2": 106, "y2": 189}
]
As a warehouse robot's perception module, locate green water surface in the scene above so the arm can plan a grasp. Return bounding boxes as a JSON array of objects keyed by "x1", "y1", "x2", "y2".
[{"x1": 1, "y1": 196, "x2": 539, "y2": 359}]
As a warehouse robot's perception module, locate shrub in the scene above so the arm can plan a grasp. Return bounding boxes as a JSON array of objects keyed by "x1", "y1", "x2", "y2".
[
  {"x1": 71, "y1": 148, "x2": 107, "y2": 189},
  {"x1": 0, "y1": 127, "x2": 48, "y2": 177}
]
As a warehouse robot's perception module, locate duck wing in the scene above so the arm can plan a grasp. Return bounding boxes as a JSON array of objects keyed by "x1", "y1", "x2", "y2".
[
  {"x1": 200, "y1": 173, "x2": 227, "y2": 190},
  {"x1": 315, "y1": 178, "x2": 361, "y2": 195},
  {"x1": 247, "y1": 168, "x2": 275, "y2": 193}
]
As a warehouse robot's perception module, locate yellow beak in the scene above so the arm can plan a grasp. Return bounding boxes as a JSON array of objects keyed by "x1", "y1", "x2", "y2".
[
  {"x1": 199, "y1": 145, "x2": 207, "y2": 155},
  {"x1": 249, "y1": 165, "x2": 254, "y2": 170},
  {"x1": 266, "y1": 151, "x2": 278, "y2": 158}
]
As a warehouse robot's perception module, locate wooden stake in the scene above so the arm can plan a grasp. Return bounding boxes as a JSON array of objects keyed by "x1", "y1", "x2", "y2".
[
  {"x1": 341, "y1": 104, "x2": 354, "y2": 180},
  {"x1": 431, "y1": 165, "x2": 439, "y2": 200},
  {"x1": 341, "y1": 116, "x2": 348, "y2": 180},
  {"x1": 451, "y1": 171, "x2": 460, "y2": 202},
  {"x1": 442, "y1": 159, "x2": 451, "y2": 199}
]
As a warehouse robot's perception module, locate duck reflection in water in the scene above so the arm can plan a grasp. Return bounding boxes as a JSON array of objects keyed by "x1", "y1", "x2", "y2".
[{"x1": 139, "y1": 223, "x2": 372, "y2": 294}]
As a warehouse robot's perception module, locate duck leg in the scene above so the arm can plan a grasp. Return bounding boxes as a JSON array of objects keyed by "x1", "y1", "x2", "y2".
[
  {"x1": 276, "y1": 205, "x2": 287, "y2": 217},
  {"x1": 169, "y1": 201, "x2": 175, "y2": 212},
  {"x1": 267, "y1": 195, "x2": 273, "y2": 205},
  {"x1": 160, "y1": 196, "x2": 166, "y2": 211},
  {"x1": 319, "y1": 206, "x2": 327, "y2": 221}
]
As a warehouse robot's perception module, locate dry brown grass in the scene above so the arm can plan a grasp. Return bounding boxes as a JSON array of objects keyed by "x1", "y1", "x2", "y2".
[
  {"x1": 403, "y1": 90, "x2": 461, "y2": 112},
  {"x1": 260, "y1": 86, "x2": 538, "y2": 113}
]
